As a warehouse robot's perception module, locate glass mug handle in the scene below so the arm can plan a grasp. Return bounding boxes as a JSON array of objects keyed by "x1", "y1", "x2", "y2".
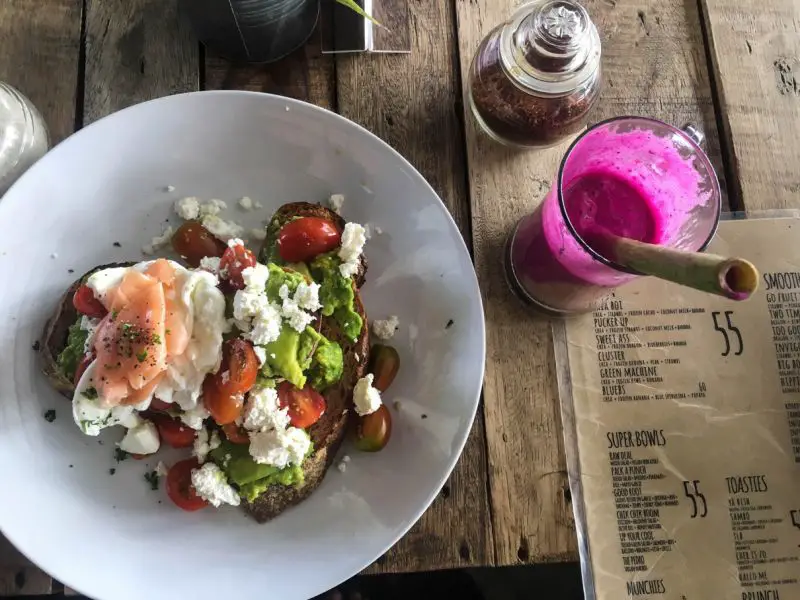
[{"x1": 681, "y1": 123, "x2": 705, "y2": 147}]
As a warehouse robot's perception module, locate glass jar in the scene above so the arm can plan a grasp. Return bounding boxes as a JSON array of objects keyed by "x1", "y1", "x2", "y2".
[
  {"x1": 0, "y1": 83, "x2": 49, "y2": 196},
  {"x1": 468, "y1": 0, "x2": 602, "y2": 149}
]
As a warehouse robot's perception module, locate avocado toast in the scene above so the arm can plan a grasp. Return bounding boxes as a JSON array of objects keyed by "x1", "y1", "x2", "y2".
[{"x1": 40, "y1": 201, "x2": 379, "y2": 521}]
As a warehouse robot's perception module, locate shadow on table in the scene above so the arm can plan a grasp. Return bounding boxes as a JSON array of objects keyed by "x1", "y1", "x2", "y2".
[{"x1": 31, "y1": 562, "x2": 584, "y2": 600}]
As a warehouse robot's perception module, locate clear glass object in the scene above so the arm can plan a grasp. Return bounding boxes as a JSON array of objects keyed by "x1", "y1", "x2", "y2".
[
  {"x1": 0, "y1": 83, "x2": 49, "y2": 196},
  {"x1": 505, "y1": 116, "x2": 722, "y2": 315},
  {"x1": 468, "y1": 0, "x2": 602, "y2": 148}
]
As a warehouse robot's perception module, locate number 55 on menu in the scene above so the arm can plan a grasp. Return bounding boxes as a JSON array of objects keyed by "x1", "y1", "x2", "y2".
[{"x1": 558, "y1": 217, "x2": 800, "y2": 600}]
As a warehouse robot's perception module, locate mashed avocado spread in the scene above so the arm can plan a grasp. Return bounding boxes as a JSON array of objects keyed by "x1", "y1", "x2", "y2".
[
  {"x1": 210, "y1": 441, "x2": 311, "y2": 502},
  {"x1": 310, "y1": 253, "x2": 362, "y2": 341},
  {"x1": 58, "y1": 319, "x2": 89, "y2": 381}
]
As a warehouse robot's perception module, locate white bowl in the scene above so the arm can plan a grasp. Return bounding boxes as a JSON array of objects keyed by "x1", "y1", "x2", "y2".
[{"x1": 0, "y1": 91, "x2": 485, "y2": 600}]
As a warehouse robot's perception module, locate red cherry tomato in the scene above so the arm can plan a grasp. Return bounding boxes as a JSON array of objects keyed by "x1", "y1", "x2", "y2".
[
  {"x1": 149, "y1": 398, "x2": 172, "y2": 412},
  {"x1": 222, "y1": 423, "x2": 250, "y2": 444},
  {"x1": 171, "y1": 221, "x2": 227, "y2": 268},
  {"x1": 166, "y1": 459, "x2": 209, "y2": 512},
  {"x1": 216, "y1": 339, "x2": 259, "y2": 397},
  {"x1": 277, "y1": 381, "x2": 326, "y2": 429},
  {"x1": 72, "y1": 285, "x2": 107, "y2": 319},
  {"x1": 219, "y1": 243, "x2": 257, "y2": 290},
  {"x1": 148, "y1": 413, "x2": 195, "y2": 448},
  {"x1": 355, "y1": 404, "x2": 392, "y2": 452},
  {"x1": 73, "y1": 354, "x2": 94, "y2": 386},
  {"x1": 277, "y1": 217, "x2": 341, "y2": 263},
  {"x1": 203, "y1": 377, "x2": 244, "y2": 426}
]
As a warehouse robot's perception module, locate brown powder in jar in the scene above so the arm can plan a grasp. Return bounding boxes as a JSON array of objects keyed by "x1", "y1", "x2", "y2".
[{"x1": 470, "y1": 39, "x2": 597, "y2": 147}]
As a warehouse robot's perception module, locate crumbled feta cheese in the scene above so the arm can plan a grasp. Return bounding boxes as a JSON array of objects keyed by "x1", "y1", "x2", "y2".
[
  {"x1": 337, "y1": 461, "x2": 347, "y2": 473},
  {"x1": 209, "y1": 429, "x2": 221, "y2": 451},
  {"x1": 243, "y1": 386, "x2": 290, "y2": 432},
  {"x1": 294, "y1": 281, "x2": 322, "y2": 312},
  {"x1": 165, "y1": 185, "x2": 176, "y2": 192},
  {"x1": 245, "y1": 301, "x2": 283, "y2": 346},
  {"x1": 374, "y1": 225, "x2": 383, "y2": 235},
  {"x1": 372, "y1": 315, "x2": 399, "y2": 340},
  {"x1": 249, "y1": 228, "x2": 267, "y2": 241},
  {"x1": 174, "y1": 196, "x2": 200, "y2": 220},
  {"x1": 353, "y1": 374, "x2": 382, "y2": 416},
  {"x1": 238, "y1": 196, "x2": 254, "y2": 210},
  {"x1": 242, "y1": 263, "x2": 270, "y2": 291},
  {"x1": 363, "y1": 224, "x2": 373, "y2": 239},
  {"x1": 201, "y1": 214, "x2": 244, "y2": 241},
  {"x1": 343, "y1": 454, "x2": 351, "y2": 463},
  {"x1": 193, "y1": 427, "x2": 210, "y2": 463},
  {"x1": 119, "y1": 420, "x2": 160, "y2": 455},
  {"x1": 249, "y1": 427, "x2": 311, "y2": 468},
  {"x1": 338, "y1": 222, "x2": 366, "y2": 278},
  {"x1": 199, "y1": 256, "x2": 221, "y2": 274},
  {"x1": 191, "y1": 462, "x2": 240, "y2": 507},
  {"x1": 155, "y1": 461, "x2": 168, "y2": 477},
  {"x1": 280, "y1": 295, "x2": 315, "y2": 333},
  {"x1": 199, "y1": 199, "x2": 227, "y2": 217},
  {"x1": 227, "y1": 237, "x2": 245, "y2": 248},
  {"x1": 328, "y1": 193, "x2": 345, "y2": 214},
  {"x1": 234, "y1": 264, "x2": 282, "y2": 345},
  {"x1": 142, "y1": 226, "x2": 174, "y2": 254},
  {"x1": 253, "y1": 345, "x2": 267, "y2": 365}
]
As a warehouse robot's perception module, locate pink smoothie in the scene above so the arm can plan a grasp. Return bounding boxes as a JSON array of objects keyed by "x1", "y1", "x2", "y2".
[{"x1": 509, "y1": 122, "x2": 718, "y2": 314}]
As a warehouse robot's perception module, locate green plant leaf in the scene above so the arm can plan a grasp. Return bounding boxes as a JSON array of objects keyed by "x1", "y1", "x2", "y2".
[{"x1": 335, "y1": 0, "x2": 387, "y2": 29}]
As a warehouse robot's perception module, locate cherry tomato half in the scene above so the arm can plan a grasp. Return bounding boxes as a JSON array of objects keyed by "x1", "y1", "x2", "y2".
[
  {"x1": 149, "y1": 398, "x2": 172, "y2": 412},
  {"x1": 72, "y1": 285, "x2": 107, "y2": 319},
  {"x1": 202, "y1": 377, "x2": 244, "y2": 426},
  {"x1": 148, "y1": 413, "x2": 195, "y2": 448},
  {"x1": 222, "y1": 423, "x2": 250, "y2": 444},
  {"x1": 219, "y1": 242, "x2": 257, "y2": 290},
  {"x1": 171, "y1": 221, "x2": 227, "y2": 268},
  {"x1": 277, "y1": 381, "x2": 326, "y2": 429},
  {"x1": 355, "y1": 404, "x2": 392, "y2": 452},
  {"x1": 368, "y1": 345, "x2": 400, "y2": 392},
  {"x1": 217, "y1": 339, "x2": 259, "y2": 397},
  {"x1": 277, "y1": 217, "x2": 341, "y2": 263},
  {"x1": 166, "y1": 459, "x2": 209, "y2": 512}
]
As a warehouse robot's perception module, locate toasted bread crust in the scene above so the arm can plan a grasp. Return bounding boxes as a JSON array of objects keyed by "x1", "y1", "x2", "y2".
[{"x1": 265, "y1": 201, "x2": 368, "y2": 288}]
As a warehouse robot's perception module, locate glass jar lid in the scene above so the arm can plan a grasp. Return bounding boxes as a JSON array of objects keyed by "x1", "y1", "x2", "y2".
[{"x1": 500, "y1": 0, "x2": 601, "y2": 96}]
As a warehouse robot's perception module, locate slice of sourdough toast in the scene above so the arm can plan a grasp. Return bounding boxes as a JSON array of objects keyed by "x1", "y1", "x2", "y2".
[{"x1": 242, "y1": 292, "x2": 370, "y2": 523}]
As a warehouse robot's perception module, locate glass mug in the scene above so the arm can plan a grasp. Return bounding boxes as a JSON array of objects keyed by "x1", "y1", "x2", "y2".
[{"x1": 505, "y1": 116, "x2": 722, "y2": 315}]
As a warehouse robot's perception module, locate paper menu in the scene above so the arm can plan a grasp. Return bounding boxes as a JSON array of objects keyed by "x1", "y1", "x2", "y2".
[{"x1": 558, "y1": 217, "x2": 800, "y2": 600}]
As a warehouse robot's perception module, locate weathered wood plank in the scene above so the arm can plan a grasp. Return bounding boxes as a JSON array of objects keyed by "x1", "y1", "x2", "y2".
[
  {"x1": 0, "y1": 0, "x2": 82, "y2": 143},
  {"x1": 336, "y1": 0, "x2": 493, "y2": 572},
  {"x1": 454, "y1": 0, "x2": 723, "y2": 565},
  {"x1": 83, "y1": 0, "x2": 199, "y2": 125},
  {"x1": 204, "y1": 31, "x2": 335, "y2": 110},
  {"x1": 700, "y1": 0, "x2": 800, "y2": 211},
  {"x1": 0, "y1": 0, "x2": 82, "y2": 592},
  {"x1": 0, "y1": 537, "x2": 52, "y2": 595}
]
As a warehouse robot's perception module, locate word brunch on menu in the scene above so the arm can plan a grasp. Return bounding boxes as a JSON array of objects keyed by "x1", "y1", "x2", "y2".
[
  {"x1": 593, "y1": 296, "x2": 703, "y2": 402},
  {"x1": 763, "y1": 270, "x2": 800, "y2": 462}
]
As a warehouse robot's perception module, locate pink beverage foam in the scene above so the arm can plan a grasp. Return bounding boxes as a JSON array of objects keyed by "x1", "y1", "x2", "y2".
[{"x1": 510, "y1": 125, "x2": 709, "y2": 312}]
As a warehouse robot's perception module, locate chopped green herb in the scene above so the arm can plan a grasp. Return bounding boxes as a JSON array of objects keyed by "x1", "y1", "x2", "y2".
[
  {"x1": 114, "y1": 448, "x2": 129, "y2": 462},
  {"x1": 43, "y1": 409, "x2": 56, "y2": 423},
  {"x1": 136, "y1": 350, "x2": 148, "y2": 363},
  {"x1": 109, "y1": 468, "x2": 116, "y2": 475},
  {"x1": 165, "y1": 328, "x2": 171, "y2": 335},
  {"x1": 111, "y1": 309, "x2": 119, "y2": 321},
  {"x1": 144, "y1": 470, "x2": 159, "y2": 491},
  {"x1": 152, "y1": 333, "x2": 161, "y2": 344},
  {"x1": 84, "y1": 387, "x2": 98, "y2": 399}
]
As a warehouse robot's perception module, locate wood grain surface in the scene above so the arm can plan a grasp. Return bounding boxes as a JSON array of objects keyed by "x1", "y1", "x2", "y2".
[
  {"x1": 83, "y1": 0, "x2": 199, "y2": 125},
  {"x1": 335, "y1": 0, "x2": 493, "y2": 572},
  {"x1": 700, "y1": 0, "x2": 800, "y2": 211},
  {"x1": 453, "y1": 0, "x2": 723, "y2": 566},
  {"x1": 0, "y1": 0, "x2": 82, "y2": 143}
]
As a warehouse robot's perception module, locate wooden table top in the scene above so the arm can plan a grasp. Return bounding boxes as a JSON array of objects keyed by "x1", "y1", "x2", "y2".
[{"x1": 1, "y1": 0, "x2": 799, "y2": 595}]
